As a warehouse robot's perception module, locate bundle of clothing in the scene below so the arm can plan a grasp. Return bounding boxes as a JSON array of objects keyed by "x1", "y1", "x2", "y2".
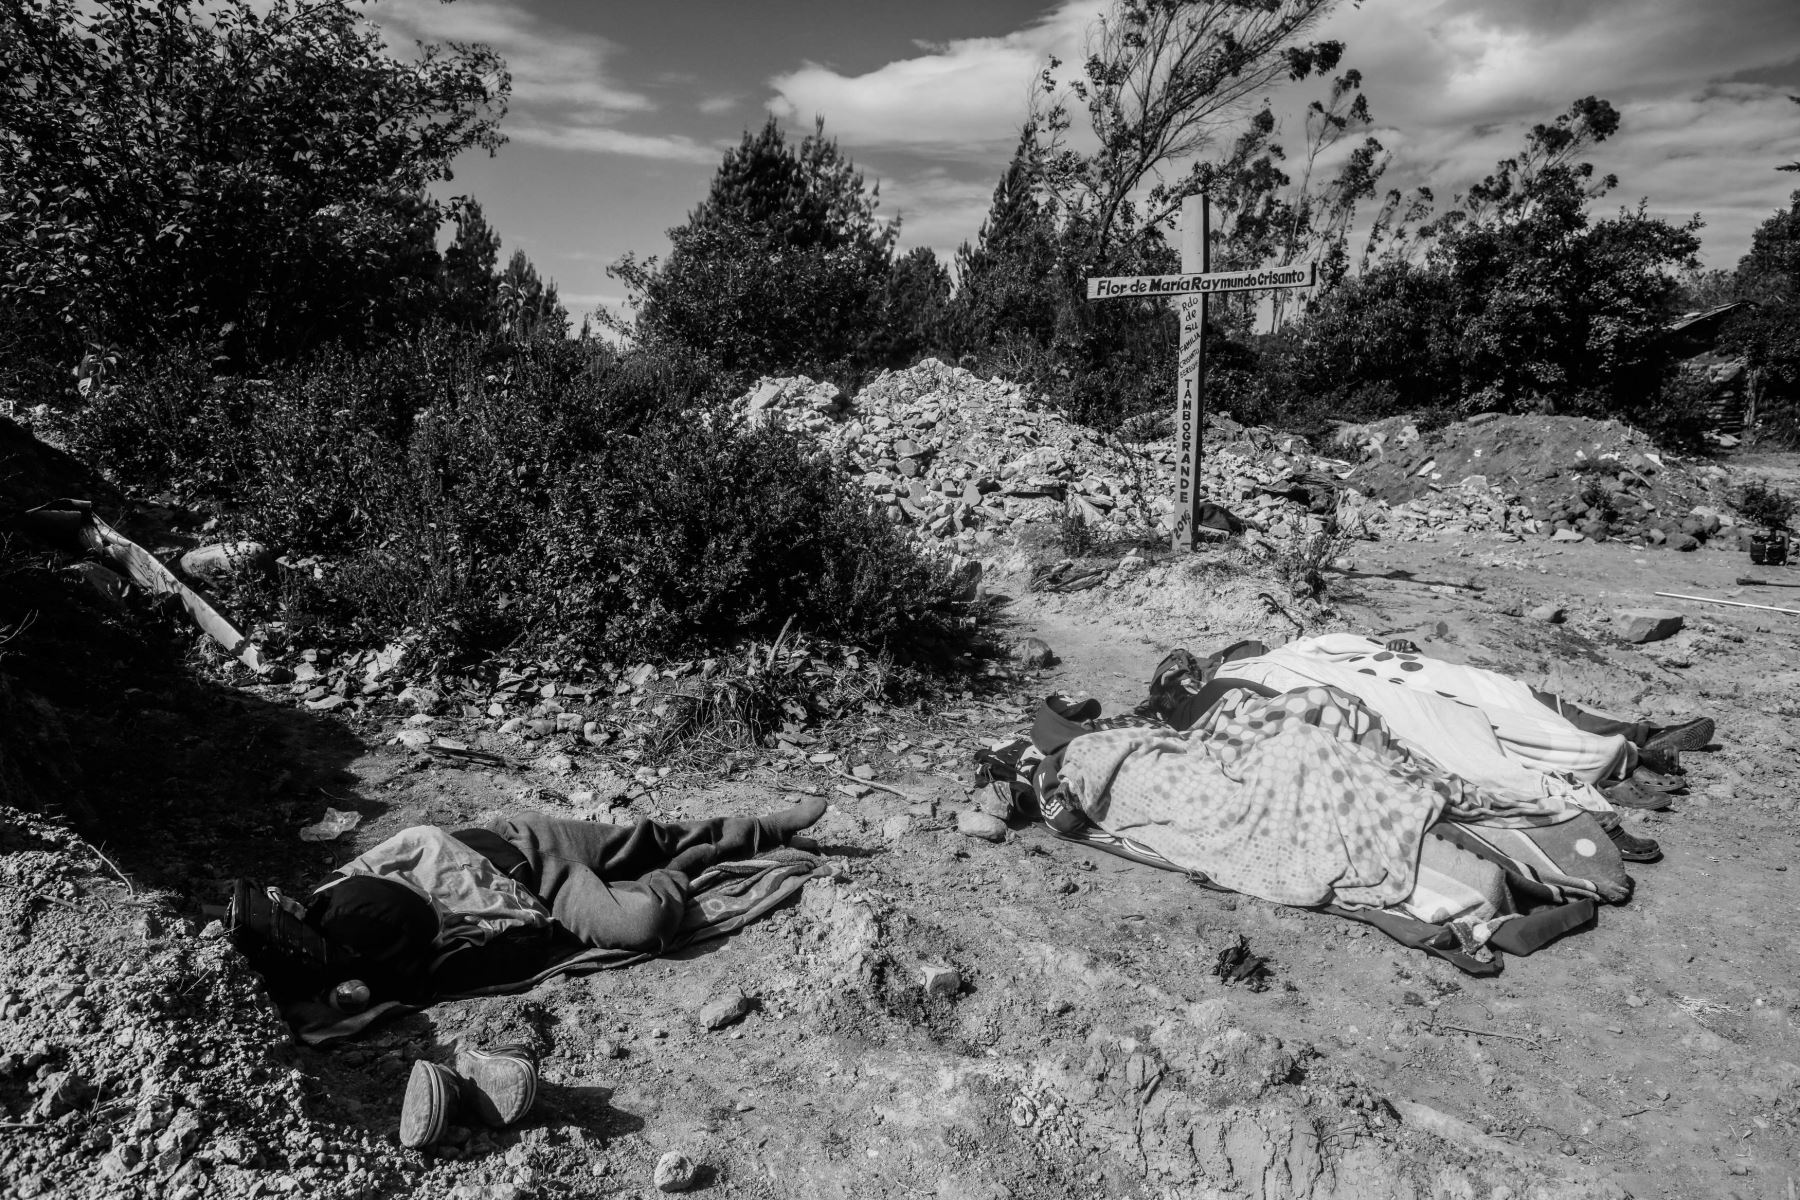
[{"x1": 980, "y1": 635, "x2": 1713, "y2": 974}]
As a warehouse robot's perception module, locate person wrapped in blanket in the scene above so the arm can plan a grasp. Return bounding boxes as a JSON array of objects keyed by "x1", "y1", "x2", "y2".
[
  {"x1": 1147, "y1": 634, "x2": 1712, "y2": 863},
  {"x1": 1011, "y1": 637, "x2": 1712, "y2": 967},
  {"x1": 225, "y1": 800, "x2": 825, "y2": 1147}
]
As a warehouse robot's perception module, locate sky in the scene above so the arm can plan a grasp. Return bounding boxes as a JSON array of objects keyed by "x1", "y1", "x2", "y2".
[{"x1": 369, "y1": 0, "x2": 1800, "y2": 327}]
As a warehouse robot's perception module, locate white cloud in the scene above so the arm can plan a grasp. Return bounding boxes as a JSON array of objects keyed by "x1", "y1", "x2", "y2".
[
  {"x1": 767, "y1": 3, "x2": 1100, "y2": 156},
  {"x1": 372, "y1": 0, "x2": 699, "y2": 160},
  {"x1": 697, "y1": 94, "x2": 741, "y2": 116},
  {"x1": 503, "y1": 119, "x2": 719, "y2": 163}
]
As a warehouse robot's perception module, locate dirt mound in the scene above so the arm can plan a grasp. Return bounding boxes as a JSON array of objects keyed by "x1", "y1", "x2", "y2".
[{"x1": 1340, "y1": 414, "x2": 1737, "y2": 545}]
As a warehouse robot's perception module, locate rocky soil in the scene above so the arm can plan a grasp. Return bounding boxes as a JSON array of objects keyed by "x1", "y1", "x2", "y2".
[{"x1": 3, "y1": 413, "x2": 1798, "y2": 1200}]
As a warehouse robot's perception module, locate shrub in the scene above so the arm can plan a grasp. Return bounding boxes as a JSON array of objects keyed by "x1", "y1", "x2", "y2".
[
  {"x1": 74, "y1": 330, "x2": 965, "y2": 667},
  {"x1": 1736, "y1": 478, "x2": 1794, "y2": 531}
]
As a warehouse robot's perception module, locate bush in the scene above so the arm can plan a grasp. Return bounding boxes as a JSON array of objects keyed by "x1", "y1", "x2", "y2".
[
  {"x1": 1736, "y1": 478, "x2": 1794, "y2": 531},
  {"x1": 74, "y1": 331, "x2": 967, "y2": 666}
]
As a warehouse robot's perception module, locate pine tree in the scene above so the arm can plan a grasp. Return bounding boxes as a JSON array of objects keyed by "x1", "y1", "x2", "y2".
[
  {"x1": 947, "y1": 128, "x2": 1063, "y2": 357},
  {"x1": 615, "y1": 116, "x2": 895, "y2": 382},
  {"x1": 441, "y1": 200, "x2": 502, "y2": 330}
]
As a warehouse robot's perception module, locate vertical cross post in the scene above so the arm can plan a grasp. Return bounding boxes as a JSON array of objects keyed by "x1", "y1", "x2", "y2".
[{"x1": 1172, "y1": 194, "x2": 1209, "y2": 552}]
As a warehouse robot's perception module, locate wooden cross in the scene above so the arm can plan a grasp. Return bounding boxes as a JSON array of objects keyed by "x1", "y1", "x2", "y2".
[{"x1": 1085, "y1": 195, "x2": 1316, "y2": 551}]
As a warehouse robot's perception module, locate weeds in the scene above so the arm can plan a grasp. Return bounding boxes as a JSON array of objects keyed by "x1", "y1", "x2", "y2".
[
  {"x1": 1271, "y1": 522, "x2": 1350, "y2": 601},
  {"x1": 1059, "y1": 506, "x2": 1095, "y2": 557}
]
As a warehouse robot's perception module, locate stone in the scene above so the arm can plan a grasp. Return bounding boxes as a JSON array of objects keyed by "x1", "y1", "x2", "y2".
[
  {"x1": 882, "y1": 814, "x2": 915, "y2": 843},
  {"x1": 698, "y1": 993, "x2": 755, "y2": 1031},
  {"x1": 394, "y1": 728, "x2": 431, "y2": 750},
  {"x1": 1551, "y1": 528, "x2": 1586, "y2": 543},
  {"x1": 1670, "y1": 533, "x2": 1700, "y2": 552},
  {"x1": 921, "y1": 964, "x2": 961, "y2": 998},
  {"x1": 1616, "y1": 608, "x2": 1684, "y2": 644},
  {"x1": 957, "y1": 811, "x2": 1007, "y2": 843},
  {"x1": 653, "y1": 1152, "x2": 698, "y2": 1193},
  {"x1": 179, "y1": 541, "x2": 272, "y2": 584},
  {"x1": 1016, "y1": 637, "x2": 1055, "y2": 669},
  {"x1": 1528, "y1": 604, "x2": 1565, "y2": 624}
]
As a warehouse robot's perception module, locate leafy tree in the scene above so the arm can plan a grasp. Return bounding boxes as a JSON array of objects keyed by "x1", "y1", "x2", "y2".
[
  {"x1": 614, "y1": 117, "x2": 896, "y2": 383},
  {"x1": 1281, "y1": 98, "x2": 1701, "y2": 426},
  {"x1": 0, "y1": 0, "x2": 509, "y2": 385},
  {"x1": 1031, "y1": 0, "x2": 1346, "y2": 259},
  {"x1": 1725, "y1": 190, "x2": 1800, "y2": 442}
]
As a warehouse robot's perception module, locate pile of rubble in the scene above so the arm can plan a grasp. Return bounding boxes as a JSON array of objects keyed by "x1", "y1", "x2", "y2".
[
  {"x1": 735, "y1": 362, "x2": 1544, "y2": 552},
  {"x1": 1338, "y1": 413, "x2": 1741, "y2": 551}
]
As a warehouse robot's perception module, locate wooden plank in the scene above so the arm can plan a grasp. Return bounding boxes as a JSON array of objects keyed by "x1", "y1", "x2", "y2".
[
  {"x1": 1172, "y1": 194, "x2": 1208, "y2": 552},
  {"x1": 1086, "y1": 261, "x2": 1314, "y2": 300}
]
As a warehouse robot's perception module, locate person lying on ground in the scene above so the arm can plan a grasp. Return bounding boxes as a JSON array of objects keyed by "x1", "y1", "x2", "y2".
[
  {"x1": 228, "y1": 800, "x2": 828, "y2": 1007},
  {"x1": 1138, "y1": 637, "x2": 1711, "y2": 863}
]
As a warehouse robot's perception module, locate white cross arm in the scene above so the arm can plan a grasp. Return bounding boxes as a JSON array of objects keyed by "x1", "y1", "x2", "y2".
[{"x1": 1085, "y1": 261, "x2": 1316, "y2": 301}]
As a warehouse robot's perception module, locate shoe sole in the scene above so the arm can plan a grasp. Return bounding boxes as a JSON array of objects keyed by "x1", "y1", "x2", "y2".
[
  {"x1": 400, "y1": 1061, "x2": 456, "y2": 1149},
  {"x1": 456, "y1": 1047, "x2": 537, "y2": 1127},
  {"x1": 1645, "y1": 719, "x2": 1714, "y2": 754},
  {"x1": 1606, "y1": 789, "x2": 1674, "y2": 811}
]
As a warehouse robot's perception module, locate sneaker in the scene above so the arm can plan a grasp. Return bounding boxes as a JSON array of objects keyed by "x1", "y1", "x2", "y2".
[
  {"x1": 399, "y1": 1061, "x2": 459, "y2": 1149},
  {"x1": 454, "y1": 1043, "x2": 538, "y2": 1128},
  {"x1": 1643, "y1": 717, "x2": 1714, "y2": 754}
]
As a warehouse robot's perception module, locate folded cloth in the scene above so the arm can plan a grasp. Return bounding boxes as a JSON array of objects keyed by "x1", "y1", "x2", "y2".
[{"x1": 287, "y1": 850, "x2": 818, "y2": 1046}]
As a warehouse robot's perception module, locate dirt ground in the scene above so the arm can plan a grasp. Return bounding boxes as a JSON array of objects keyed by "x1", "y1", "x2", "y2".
[{"x1": 5, "y1": 451, "x2": 1800, "y2": 1200}]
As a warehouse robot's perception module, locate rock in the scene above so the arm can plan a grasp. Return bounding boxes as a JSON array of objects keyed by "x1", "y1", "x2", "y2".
[
  {"x1": 698, "y1": 993, "x2": 756, "y2": 1031},
  {"x1": 652, "y1": 1152, "x2": 698, "y2": 1193},
  {"x1": 947, "y1": 557, "x2": 982, "y2": 601},
  {"x1": 179, "y1": 541, "x2": 272, "y2": 584},
  {"x1": 500, "y1": 717, "x2": 527, "y2": 736},
  {"x1": 534, "y1": 753, "x2": 575, "y2": 776},
  {"x1": 921, "y1": 964, "x2": 961, "y2": 998},
  {"x1": 882, "y1": 814, "x2": 915, "y2": 843},
  {"x1": 1528, "y1": 604, "x2": 1565, "y2": 624},
  {"x1": 1016, "y1": 637, "x2": 1055, "y2": 669},
  {"x1": 851, "y1": 764, "x2": 876, "y2": 780},
  {"x1": 1551, "y1": 528, "x2": 1586, "y2": 543},
  {"x1": 1670, "y1": 533, "x2": 1700, "y2": 552},
  {"x1": 957, "y1": 811, "x2": 1007, "y2": 843},
  {"x1": 394, "y1": 728, "x2": 432, "y2": 750},
  {"x1": 33, "y1": 1069, "x2": 92, "y2": 1118},
  {"x1": 1647, "y1": 527, "x2": 1667, "y2": 545},
  {"x1": 1617, "y1": 608, "x2": 1685, "y2": 644}
]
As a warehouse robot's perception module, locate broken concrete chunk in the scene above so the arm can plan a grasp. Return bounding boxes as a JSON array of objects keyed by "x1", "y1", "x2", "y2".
[
  {"x1": 1616, "y1": 608, "x2": 1684, "y2": 644},
  {"x1": 921, "y1": 963, "x2": 961, "y2": 998}
]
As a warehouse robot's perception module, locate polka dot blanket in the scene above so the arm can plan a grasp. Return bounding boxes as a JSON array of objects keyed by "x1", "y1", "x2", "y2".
[{"x1": 1057, "y1": 684, "x2": 1568, "y2": 909}]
